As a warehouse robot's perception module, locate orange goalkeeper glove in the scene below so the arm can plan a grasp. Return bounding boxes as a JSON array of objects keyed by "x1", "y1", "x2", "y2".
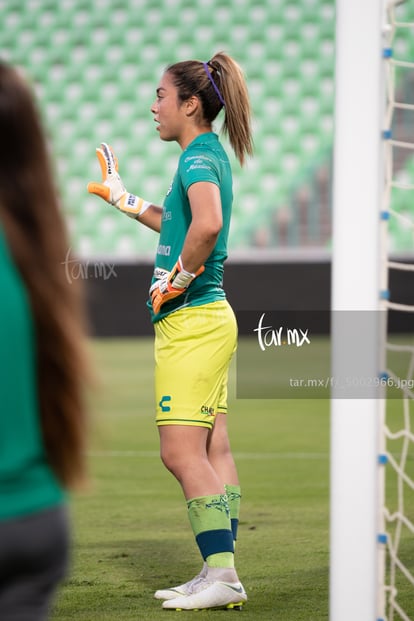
[
  {"x1": 149, "y1": 256, "x2": 205, "y2": 315},
  {"x1": 87, "y1": 142, "x2": 151, "y2": 219}
]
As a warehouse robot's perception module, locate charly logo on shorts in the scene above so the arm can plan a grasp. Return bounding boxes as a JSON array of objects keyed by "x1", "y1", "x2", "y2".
[
  {"x1": 201, "y1": 405, "x2": 215, "y2": 416},
  {"x1": 159, "y1": 395, "x2": 171, "y2": 412}
]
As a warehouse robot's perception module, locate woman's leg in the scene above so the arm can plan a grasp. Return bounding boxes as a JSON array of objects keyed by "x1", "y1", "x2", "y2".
[
  {"x1": 159, "y1": 424, "x2": 236, "y2": 573},
  {"x1": 207, "y1": 413, "x2": 239, "y2": 486},
  {"x1": 159, "y1": 425, "x2": 223, "y2": 499},
  {"x1": 207, "y1": 414, "x2": 241, "y2": 545}
]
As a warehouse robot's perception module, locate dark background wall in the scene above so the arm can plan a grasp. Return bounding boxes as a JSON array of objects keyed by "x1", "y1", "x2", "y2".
[{"x1": 82, "y1": 260, "x2": 414, "y2": 336}]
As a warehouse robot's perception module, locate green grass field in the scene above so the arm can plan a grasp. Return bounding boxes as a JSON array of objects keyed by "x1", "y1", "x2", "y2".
[{"x1": 50, "y1": 337, "x2": 413, "y2": 621}]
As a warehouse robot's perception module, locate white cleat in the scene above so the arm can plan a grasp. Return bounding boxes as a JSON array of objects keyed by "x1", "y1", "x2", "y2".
[
  {"x1": 161, "y1": 579, "x2": 247, "y2": 610},
  {"x1": 154, "y1": 571, "x2": 207, "y2": 601}
]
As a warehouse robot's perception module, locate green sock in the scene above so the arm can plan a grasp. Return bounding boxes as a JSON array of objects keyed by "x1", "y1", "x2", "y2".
[
  {"x1": 225, "y1": 484, "x2": 241, "y2": 544},
  {"x1": 187, "y1": 494, "x2": 234, "y2": 568}
]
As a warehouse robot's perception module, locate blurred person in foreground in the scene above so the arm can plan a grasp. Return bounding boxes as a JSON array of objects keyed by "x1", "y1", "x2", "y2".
[
  {"x1": 88, "y1": 51, "x2": 253, "y2": 611},
  {"x1": 0, "y1": 60, "x2": 89, "y2": 621}
]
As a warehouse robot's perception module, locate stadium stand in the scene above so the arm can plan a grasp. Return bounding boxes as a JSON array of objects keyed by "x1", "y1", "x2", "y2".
[{"x1": 0, "y1": 0, "x2": 412, "y2": 257}]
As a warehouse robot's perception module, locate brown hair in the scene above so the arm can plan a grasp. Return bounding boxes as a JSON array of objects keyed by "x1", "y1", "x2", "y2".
[
  {"x1": 0, "y1": 61, "x2": 89, "y2": 488},
  {"x1": 167, "y1": 51, "x2": 253, "y2": 166}
]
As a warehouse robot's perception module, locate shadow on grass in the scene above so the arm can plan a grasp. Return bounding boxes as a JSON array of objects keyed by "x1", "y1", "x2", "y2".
[{"x1": 53, "y1": 535, "x2": 329, "y2": 621}]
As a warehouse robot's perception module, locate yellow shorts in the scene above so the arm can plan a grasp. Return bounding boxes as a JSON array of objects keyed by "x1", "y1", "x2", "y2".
[{"x1": 154, "y1": 300, "x2": 238, "y2": 429}]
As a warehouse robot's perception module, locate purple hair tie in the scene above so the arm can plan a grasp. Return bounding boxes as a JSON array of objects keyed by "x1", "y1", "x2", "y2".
[{"x1": 203, "y1": 62, "x2": 225, "y2": 108}]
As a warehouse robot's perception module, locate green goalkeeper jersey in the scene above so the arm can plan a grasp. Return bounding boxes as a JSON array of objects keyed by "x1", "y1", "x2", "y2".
[{"x1": 148, "y1": 132, "x2": 232, "y2": 323}]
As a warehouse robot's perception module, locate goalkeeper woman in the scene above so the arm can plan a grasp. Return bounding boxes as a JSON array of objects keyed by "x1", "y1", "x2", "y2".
[{"x1": 88, "y1": 51, "x2": 253, "y2": 611}]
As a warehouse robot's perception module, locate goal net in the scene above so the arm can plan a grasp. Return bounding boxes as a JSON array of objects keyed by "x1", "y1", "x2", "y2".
[{"x1": 379, "y1": 1, "x2": 414, "y2": 619}]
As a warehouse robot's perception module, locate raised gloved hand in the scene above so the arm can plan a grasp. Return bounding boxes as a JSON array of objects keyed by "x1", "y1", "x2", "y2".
[
  {"x1": 150, "y1": 256, "x2": 205, "y2": 314},
  {"x1": 87, "y1": 142, "x2": 150, "y2": 218}
]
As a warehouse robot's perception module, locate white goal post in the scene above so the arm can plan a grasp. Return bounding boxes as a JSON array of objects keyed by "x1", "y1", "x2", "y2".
[{"x1": 330, "y1": 1, "x2": 387, "y2": 620}]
